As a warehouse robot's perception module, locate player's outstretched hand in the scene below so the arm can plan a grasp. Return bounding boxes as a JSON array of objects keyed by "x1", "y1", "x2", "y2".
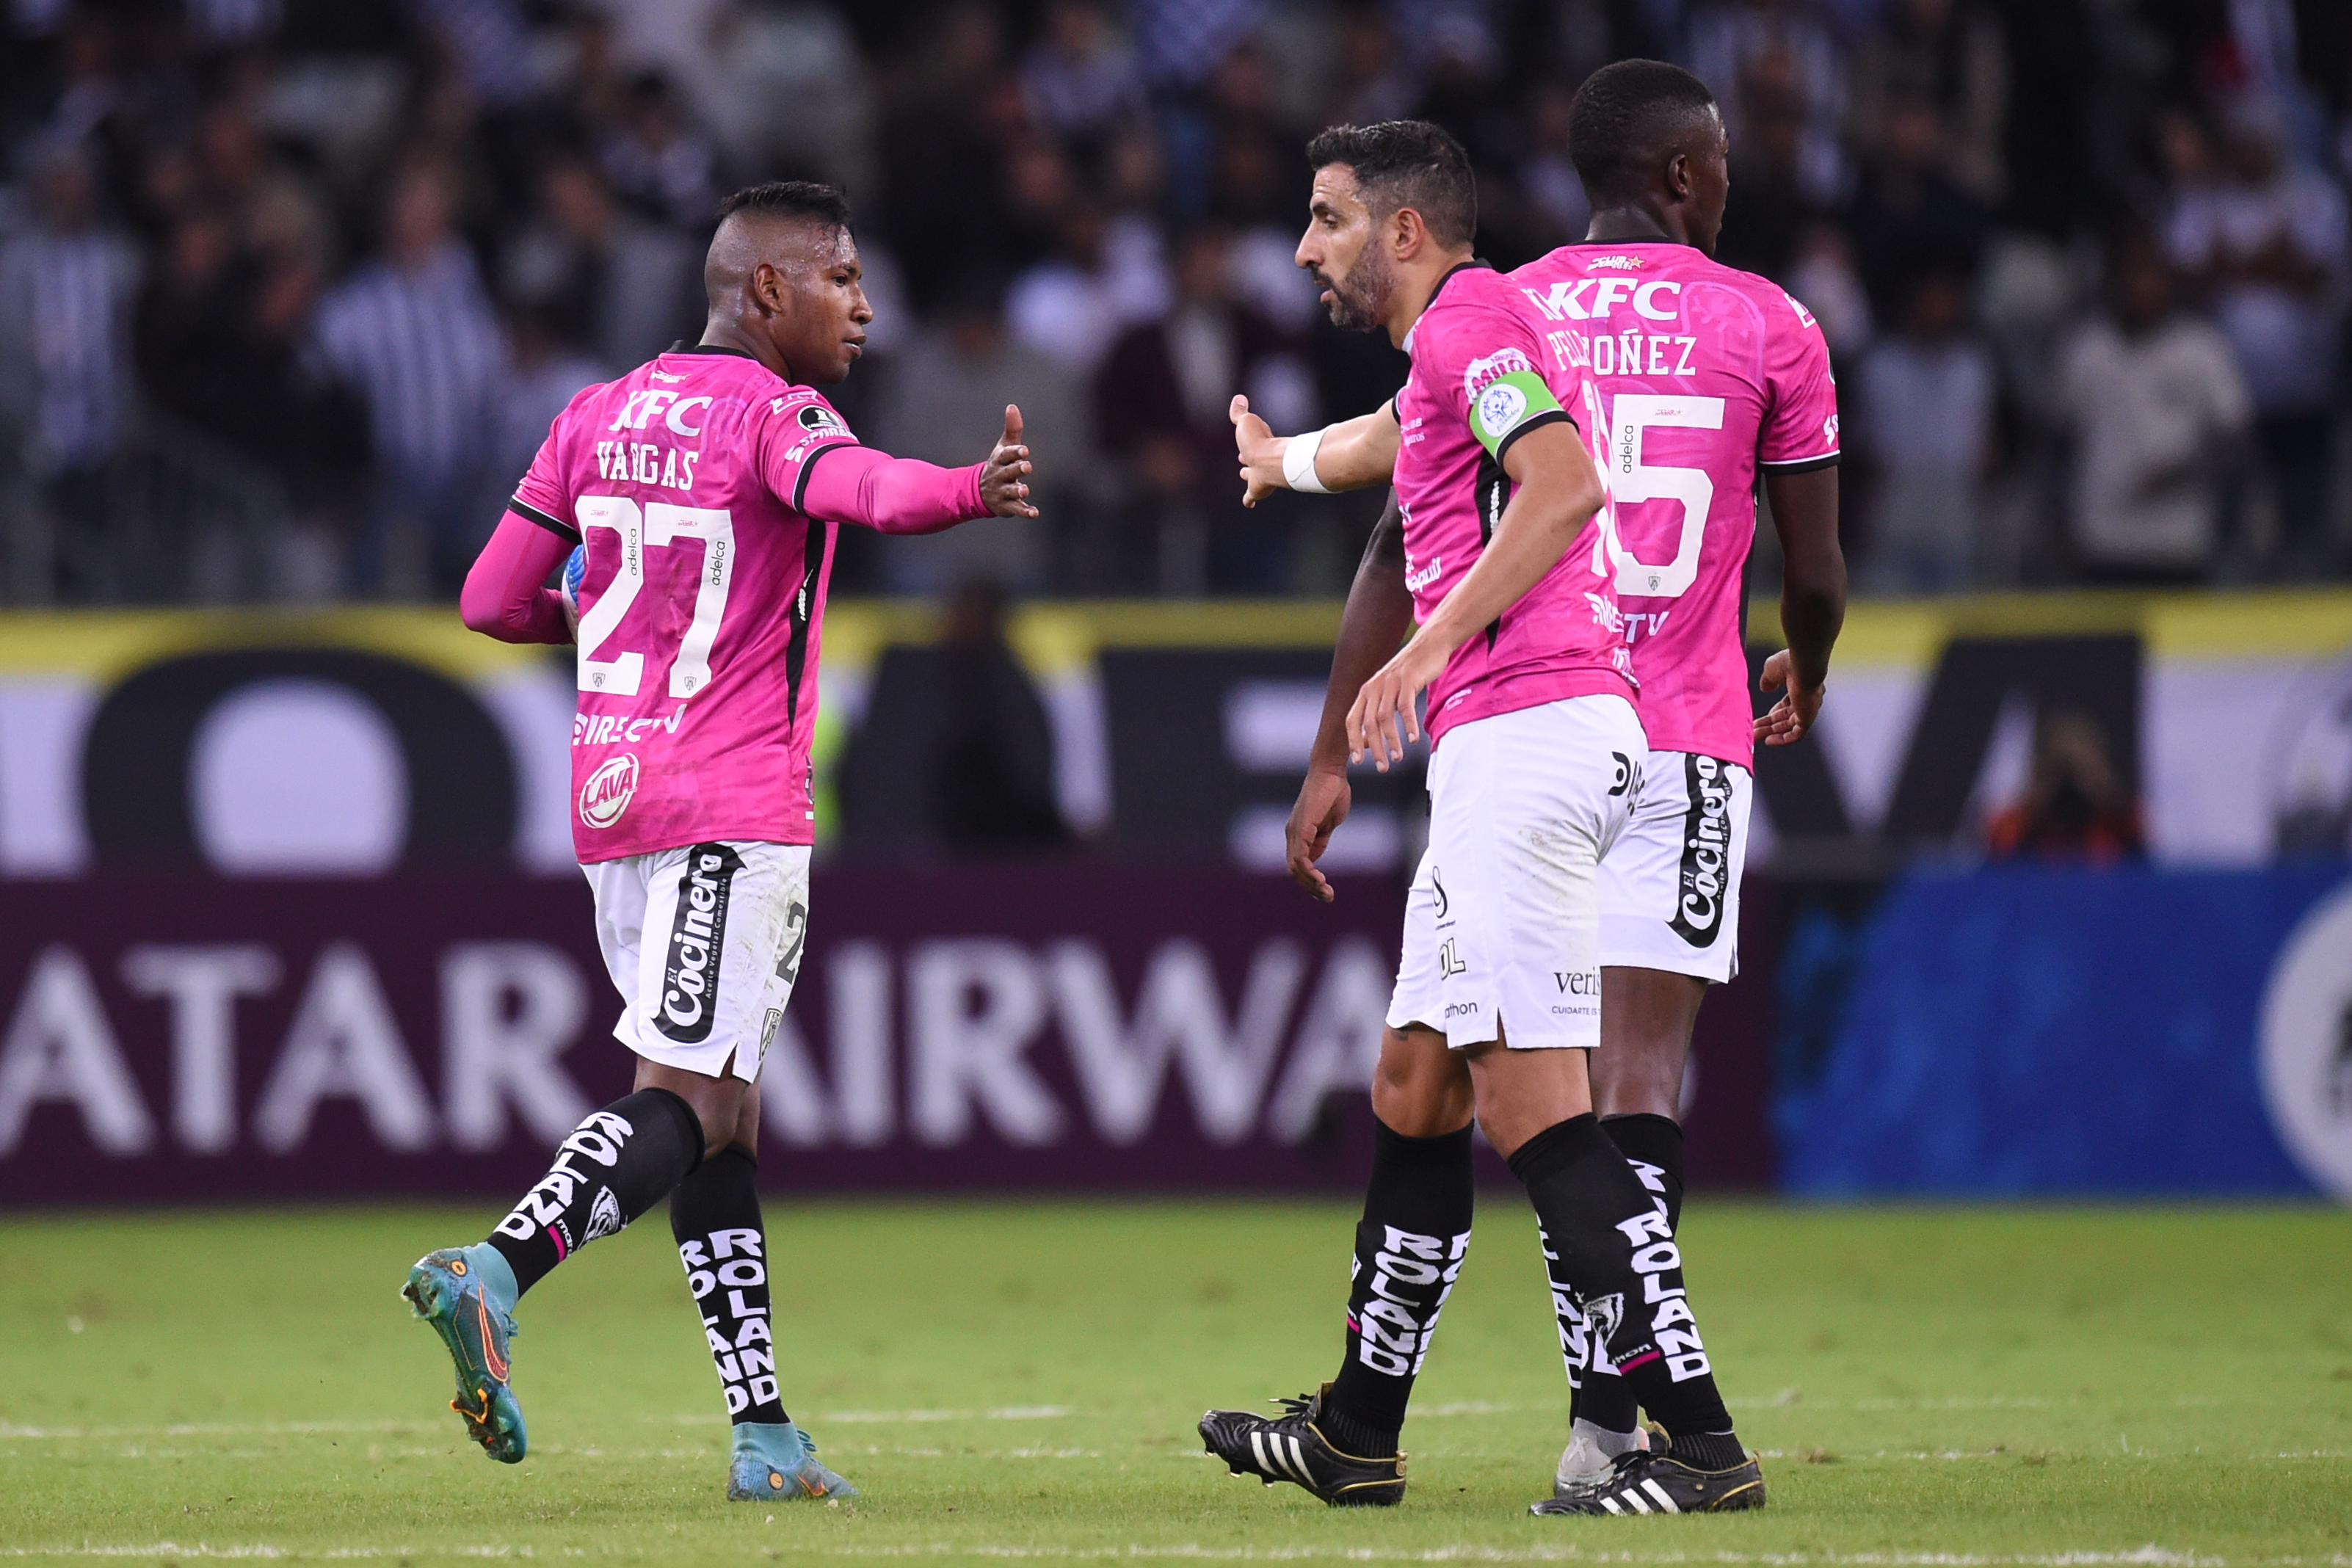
[
  {"x1": 1231, "y1": 394, "x2": 1284, "y2": 508},
  {"x1": 1348, "y1": 636, "x2": 1445, "y2": 772},
  {"x1": 1754, "y1": 648, "x2": 1824, "y2": 747},
  {"x1": 1285, "y1": 768, "x2": 1351, "y2": 903},
  {"x1": 982, "y1": 404, "x2": 1038, "y2": 518}
]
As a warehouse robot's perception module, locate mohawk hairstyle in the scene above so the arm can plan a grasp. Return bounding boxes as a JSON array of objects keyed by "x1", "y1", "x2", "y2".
[
  {"x1": 1304, "y1": 120, "x2": 1476, "y2": 247},
  {"x1": 714, "y1": 179, "x2": 853, "y2": 231},
  {"x1": 1567, "y1": 59, "x2": 1718, "y2": 208}
]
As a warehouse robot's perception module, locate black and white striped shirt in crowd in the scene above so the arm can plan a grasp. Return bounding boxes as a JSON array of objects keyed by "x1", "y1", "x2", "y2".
[
  {"x1": 0, "y1": 227, "x2": 141, "y2": 470},
  {"x1": 312, "y1": 240, "x2": 509, "y2": 486}
]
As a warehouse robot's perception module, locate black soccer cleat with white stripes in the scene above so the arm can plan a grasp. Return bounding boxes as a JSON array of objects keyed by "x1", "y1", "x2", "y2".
[
  {"x1": 1531, "y1": 1444, "x2": 1765, "y2": 1516},
  {"x1": 1198, "y1": 1384, "x2": 1407, "y2": 1507}
]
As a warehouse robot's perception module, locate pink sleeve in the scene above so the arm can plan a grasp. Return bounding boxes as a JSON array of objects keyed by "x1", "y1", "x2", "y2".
[
  {"x1": 1759, "y1": 291, "x2": 1842, "y2": 471},
  {"x1": 461, "y1": 509, "x2": 574, "y2": 645},
  {"x1": 797, "y1": 443, "x2": 988, "y2": 535}
]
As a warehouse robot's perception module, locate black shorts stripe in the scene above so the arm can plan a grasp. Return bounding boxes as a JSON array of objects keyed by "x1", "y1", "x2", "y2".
[
  {"x1": 509, "y1": 497, "x2": 581, "y2": 543},
  {"x1": 1757, "y1": 451, "x2": 1842, "y2": 474}
]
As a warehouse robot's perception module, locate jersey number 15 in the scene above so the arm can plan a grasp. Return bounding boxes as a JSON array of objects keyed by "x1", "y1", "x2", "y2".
[
  {"x1": 1583, "y1": 388, "x2": 1726, "y2": 600},
  {"x1": 573, "y1": 496, "x2": 736, "y2": 698}
]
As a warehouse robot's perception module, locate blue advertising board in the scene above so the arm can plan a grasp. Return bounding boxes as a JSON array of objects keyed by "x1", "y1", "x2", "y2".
[{"x1": 1779, "y1": 863, "x2": 2352, "y2": 1197}]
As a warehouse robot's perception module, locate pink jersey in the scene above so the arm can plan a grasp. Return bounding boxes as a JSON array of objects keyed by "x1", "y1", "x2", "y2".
[
  {"x1": 509, "y1": 345, "x2": 977, "y2": 862},
  {"x1": 1392, "y1": 264, "x2": 1634, "y2": 747},
  {"x1": 1509, "y1": 242, "x2": 1839, "y2": 766}
]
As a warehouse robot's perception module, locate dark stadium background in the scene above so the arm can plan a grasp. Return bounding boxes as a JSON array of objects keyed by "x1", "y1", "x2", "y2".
[{"x1": 0, "y1": 0, "x2": 2348, "y2": 1207}]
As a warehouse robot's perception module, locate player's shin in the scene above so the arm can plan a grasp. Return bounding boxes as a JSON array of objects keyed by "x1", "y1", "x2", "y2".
[
  {"x1": 1324, "y1": 1120, "x2": 1475, "y2": 1457},
  {"x1": 484, "y1": 1089, "x2": 706, "y2": 1296},
  {"x1": 1508, "y1": 1114, "x2": 1743, "y2": 1471},
  {"x1": 1569, "y1": 1114, "x2": 1688, "y2": 1443},
  {"x1": 670, "y1": 1144, "x2": 788, "y2": 1427}
]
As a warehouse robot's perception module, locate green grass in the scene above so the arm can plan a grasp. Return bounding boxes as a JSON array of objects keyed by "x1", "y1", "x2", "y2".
[{"x1": 2, "y1": 1200, "x2": 2348, "y2": 1564}]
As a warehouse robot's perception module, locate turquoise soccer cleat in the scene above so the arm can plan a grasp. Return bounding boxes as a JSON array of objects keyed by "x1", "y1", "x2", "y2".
[
  {"x1": 727, "y1": 1420, "x2": 858, "y2": 1501},
  {"x1": 402, "y1": 1244, "x2": 527, "y2": 1464}
]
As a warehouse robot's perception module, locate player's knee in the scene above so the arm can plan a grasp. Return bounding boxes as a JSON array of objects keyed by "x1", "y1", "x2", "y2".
[{"x1": 1371, "y1": 1033, "x2": 1472, "y2": 1137}]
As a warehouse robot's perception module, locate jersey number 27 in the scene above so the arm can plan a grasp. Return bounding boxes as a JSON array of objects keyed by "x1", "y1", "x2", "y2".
[{"x1": 573, "y1": 496, "x2": 736, "y2": 698}]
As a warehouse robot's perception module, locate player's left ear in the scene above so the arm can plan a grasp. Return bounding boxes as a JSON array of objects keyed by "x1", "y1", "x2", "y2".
[{"x1": 1391, "y1": 203, "x2": 1427, "y2": 261}]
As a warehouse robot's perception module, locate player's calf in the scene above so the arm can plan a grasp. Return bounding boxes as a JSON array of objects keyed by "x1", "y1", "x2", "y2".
[{"x1": 672, "y1": 1143, "x2": 857, "y2": 1500}]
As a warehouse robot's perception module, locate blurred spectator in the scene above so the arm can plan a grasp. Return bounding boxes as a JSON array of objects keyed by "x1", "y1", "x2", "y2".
[
  {"x1": 488, "y1": 303, "x2": 608, "y2": 523},
  {"x1": 872, "y1": 273, "x2": 1080, "y2": 595},
  {"x1": 598, "y1": 71, "x2": 718, "y2": 231},
  {"x1": 1855, "y1": 269, "x2": 1995, "y2": 592},
  {"x1": 1320, "y1": 8, "x2": 1417, "y2": 129},
  {"x1": 1008, "y1": 203, "x2": 1144, "y2": 377},
  {"x1": 1786, "y1": 222, "x2": 1874, "y2": 359},
  {"x1": 1850, "y1": 0, "x2": 2006, "y2": 206},
  {"x1": 1095, "y1": 227, "x2": 1308, "y2": 592},
  {"x1": 2166, "y1": 103, "x2": 2348, "y2": 577},
  {"x1": 1845, "y1": 91, "x2": 1989, "y2": 322},
  {"x1": 501, "y1": 156, "x2": 700, "y2": 371},
  {"x1": 2055, "y1": 231, "x2": 2251, "y2": 583},
  {"x1": 1022, "y1": 0, "x2": 1144, "y2": 146},
  {"x1": 0, "y1": 142, "x2": 140, "y2": 598},
  {"x1": 1985, "y1": 709, "x2": 2145, "y2": 863},
  {"x1": 686, "y1": 3, "x2": 876, "y2": 197},
  {"x1": 1518, "y1": 82, "x2": 1591, "y2": 248},
  {"x1": 311, "y1": 161, "x2": 507, "y2": 596},
  {"x1": 838, "y1": 578, "x2": 1070, "y2": 857},
  {"x1": 1685, "y1": 0, "x2": 1849, "y2": 206},
  {"x1": 1716, "y1": 49, "x2": 1837, "y2": 280}
]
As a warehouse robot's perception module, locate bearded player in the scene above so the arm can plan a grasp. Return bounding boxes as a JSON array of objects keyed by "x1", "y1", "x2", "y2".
[
  {"x1": 1197, "y1": 119, "x2": 1763, "y2": 1517},
  {"x1": 410, "y1": 181, "x2": 1037, "y2": 1502},
  {"x1": 1223, "y1": 64, "x2": 1844, "y2": 1513}
]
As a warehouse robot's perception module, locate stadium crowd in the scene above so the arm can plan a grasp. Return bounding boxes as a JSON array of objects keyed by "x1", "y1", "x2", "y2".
[{"x1": 0, "y1": 0, "x2": 2348, "y2": 601}]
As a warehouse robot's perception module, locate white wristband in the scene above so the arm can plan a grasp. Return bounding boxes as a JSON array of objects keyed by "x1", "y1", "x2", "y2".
[{"x1": 1282, "y1": 427, "x2": 1332, "y2": 494}]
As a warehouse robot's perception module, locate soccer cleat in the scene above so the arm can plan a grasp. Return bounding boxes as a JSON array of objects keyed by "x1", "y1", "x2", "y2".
[
  {"x1": 726, "y1": 1420, "x2": 858, "y2": 1501},
  {"x1": 1553, "y1": 1418, "x2": 1652, "y2": 1496},
  {"x1": 1198, "y1": 1384, "x2": 1406, "y2": 1507},
  {"x1": 1531, "y1": 1444, "x2": 1765, "y2": 1516},
  {"x1": 402, "y1": 1244, "x2": 527, "y2": 1464}
]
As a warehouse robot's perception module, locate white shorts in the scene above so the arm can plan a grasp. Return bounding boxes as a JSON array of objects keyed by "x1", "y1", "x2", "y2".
[
  {"x1": 1387, "y1": 694, "x2": 1647, "y2": 1051},
  {"x1": 1599, "y1": 751, "x2": 1752, "y2": 984},
  {"x1": 581, "y1": 841, "x2": 812, "y2": 1083}
]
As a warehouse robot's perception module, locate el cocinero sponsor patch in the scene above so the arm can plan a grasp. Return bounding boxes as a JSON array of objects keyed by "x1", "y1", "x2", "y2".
[{"x1": 1462, "y1": 348, "x2": 1566, "y2": 458}]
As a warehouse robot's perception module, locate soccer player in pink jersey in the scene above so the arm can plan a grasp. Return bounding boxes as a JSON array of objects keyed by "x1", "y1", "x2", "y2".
[
  {"x1": 403, "y1": 181, "x2": 1038, "y2": 1501},
  {"x1": 1198, "y1": 120, "x2": 1762, "y2": 1518},
  {"x1": 1224, "y1": 65, "x2": 1843, "y2": 1514}
]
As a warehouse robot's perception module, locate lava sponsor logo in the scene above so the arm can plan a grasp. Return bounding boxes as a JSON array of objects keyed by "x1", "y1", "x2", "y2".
[
  {"x1": 655, "y1": 844, "x2": 742, "y2": 1044},
  {"x1": 493, "y1": 1108, "x2": 638, "y2": 1251},
  {"x1": 1351, "y1": 1226, "x2": 1470, "y2": 1377},
  {"x1": 578, "y1": 754, "x2": 639, "y2": 830},
  {"x1": 680, "y1": 1227, "x2": 777, "y2": 1416},
  {"x1": 1668, "y1": 754, "x2": 1732, "y2": 947},
  {"x1": 573, "y1": 705, "x2": 686, "y2": 748},
  {"x1": 1405, "y1": 551, "x2": 1444, "y2": 592},
  {"x1": 1462, "y1": 346, "x2": 1533, "y2": 401}
]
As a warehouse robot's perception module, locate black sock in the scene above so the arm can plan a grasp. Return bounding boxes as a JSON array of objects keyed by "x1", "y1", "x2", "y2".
[
  {"x1": 1323, "y1": 1120, "x2": 1475, "y2": 1456},
  {"x1": 484, "y1": 1089, "x2": 704, "y2": 1296},
  {"x1": 1507, "y1": 1115, "x2": 1735, "y2": 1451},
  {"x1": 1570, "y1": 1114, "x2": 1688, "y2": 1434},
  {"x1": 671, "y1": 1144, "x2": 788, "y2": 1426}
]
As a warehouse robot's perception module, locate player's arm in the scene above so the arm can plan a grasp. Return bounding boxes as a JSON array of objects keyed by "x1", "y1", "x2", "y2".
[
  {"x1": 1349, "y1": 417, "x2": 1602, "y2": 767},
  {"x1": 1754, "y1": 465, "x2": 1844, "y2": 747},
  {"x1": 1288, "y1": 493, "x2": 1413, "y2": 903},
  {"x1": 1231, "y1": 396, "x2": 1400, "y2": 506},
  {"x1": 461, "y1": 506, "x2": 576, "y2": 645},
  {"x1": 795, "y1": 406, "x2": 1037, "y2": 532}
]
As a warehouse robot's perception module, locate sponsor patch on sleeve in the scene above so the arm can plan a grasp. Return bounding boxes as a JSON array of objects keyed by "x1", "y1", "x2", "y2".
[{"x1": 1464, "y1": 354, "x2": 1564, "y2": 458}]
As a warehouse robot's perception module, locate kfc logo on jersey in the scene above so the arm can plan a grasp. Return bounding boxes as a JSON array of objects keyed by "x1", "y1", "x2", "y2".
[{"x1": 578, "y1": 753, "x2": 640, "y2": 829}]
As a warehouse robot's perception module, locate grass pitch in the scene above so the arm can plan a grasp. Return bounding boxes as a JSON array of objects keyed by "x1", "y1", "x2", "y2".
[{"x1": 1, "y1": 1199, "x2": 2347, "y2": 1565}]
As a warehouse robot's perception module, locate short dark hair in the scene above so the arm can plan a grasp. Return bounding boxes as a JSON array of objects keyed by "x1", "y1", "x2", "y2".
[
  {"x1": 1303, "y1": 120, "x2": 1476, "y2": 247},
  {"x1": 1567, "y1": 59, "x2": 1718, "y2": 207},
  {"x1": 714, "y1": 179, "x2": 853, "y2": 232}
]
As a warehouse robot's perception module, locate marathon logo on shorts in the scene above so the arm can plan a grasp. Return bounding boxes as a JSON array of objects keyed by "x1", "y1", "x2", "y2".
[
  {"x1": 656, "y1": 843, "x2": 742, "y2": 1044},
  {"x1": 1668, "y1": 754, "x2": 1732, "y2": 948}
]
